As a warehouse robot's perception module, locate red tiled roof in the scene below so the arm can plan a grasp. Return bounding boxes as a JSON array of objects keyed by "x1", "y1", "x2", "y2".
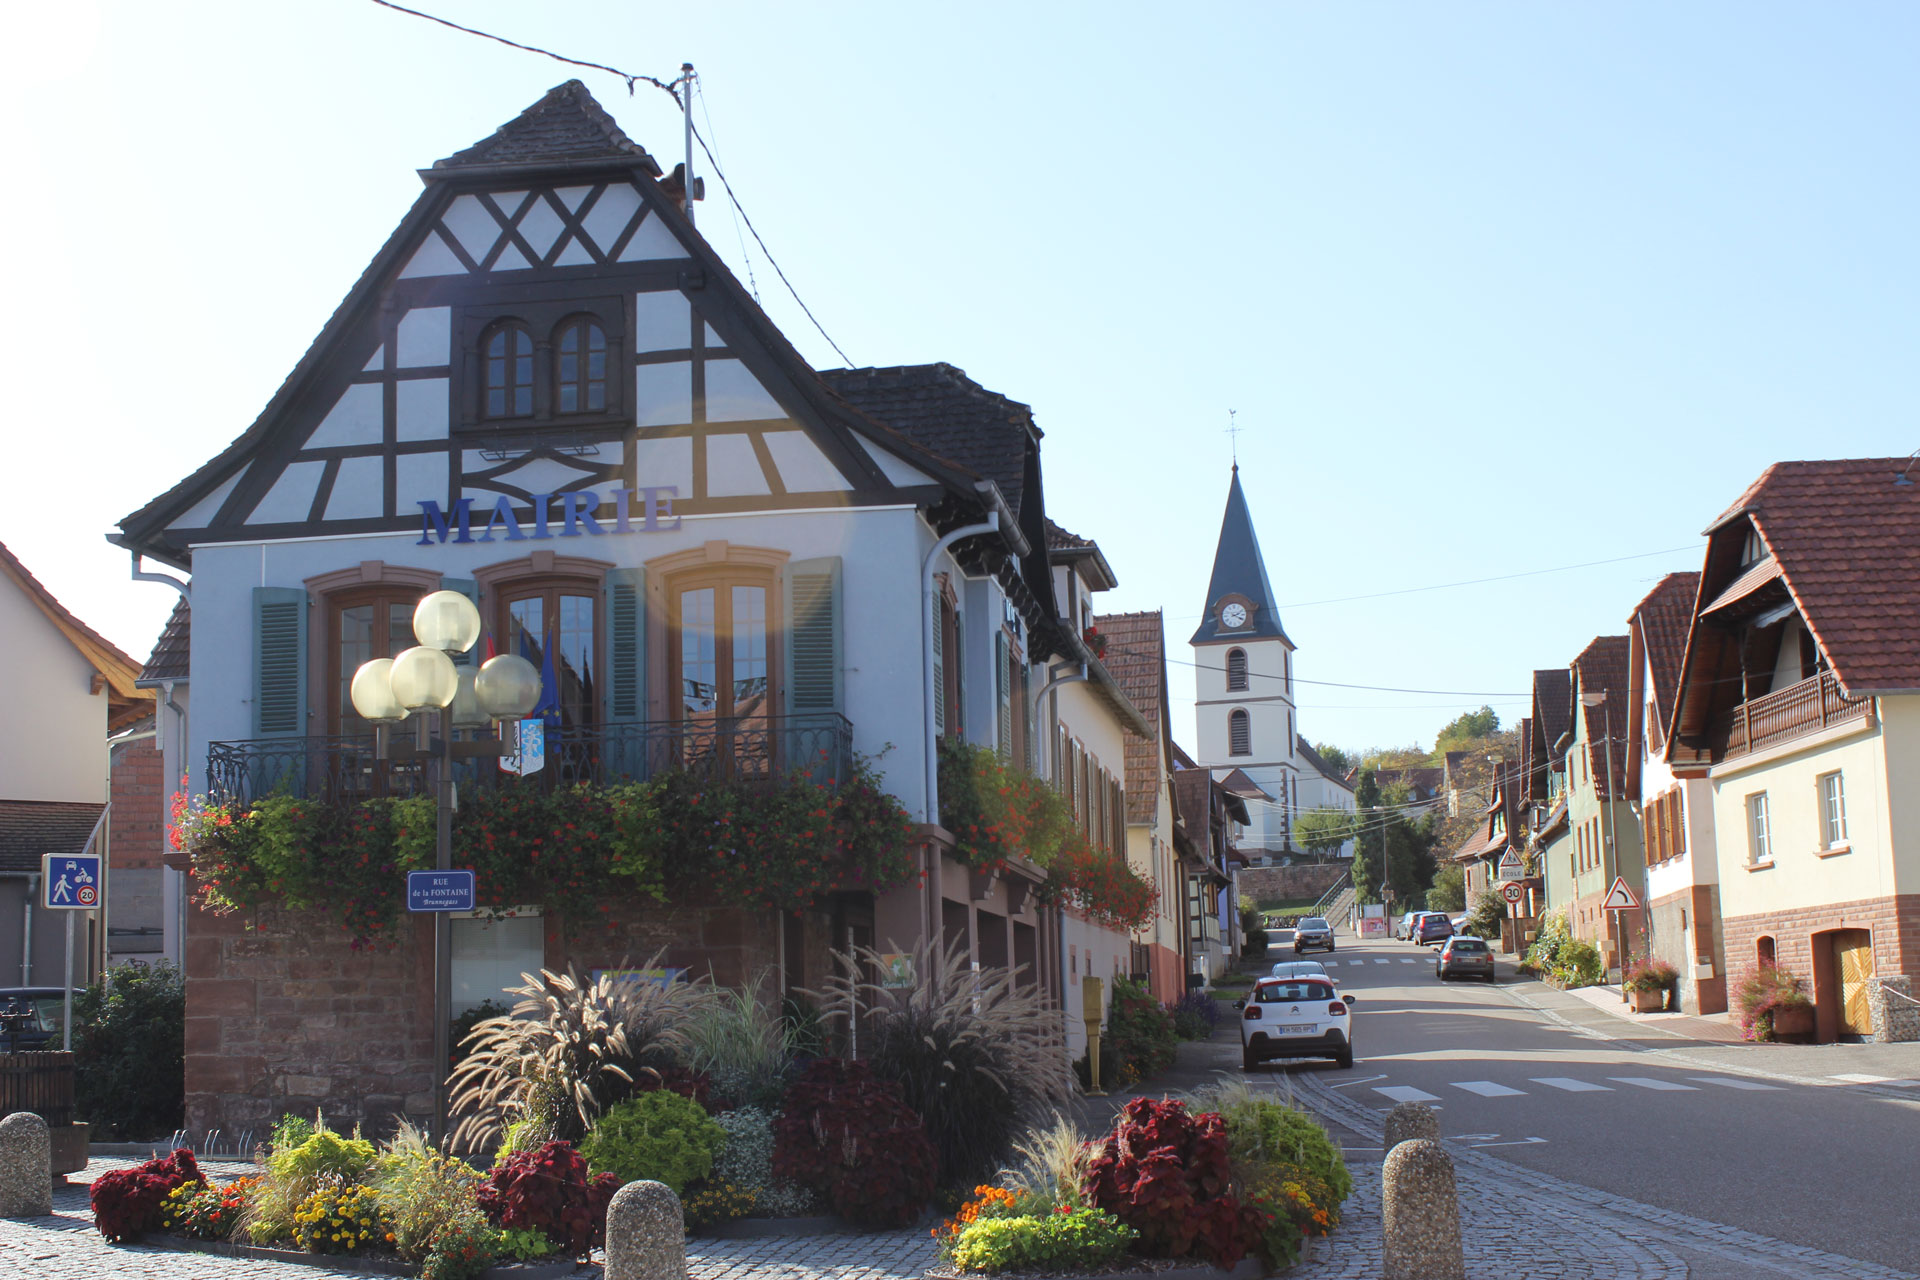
[
  {"x1": 1092, "y1": 610, "x2": 1167, "y2": 825},
  {"x1": 1572, "y1": 635, "x2": 1631, "y2": 800},
  {"x1": 1630, "y1": 573, "x2": 1698, "y2": 722},
  {"x1": 1700, "y1": 557, "x2": 1781, "y2": 615},
  {"x1": 1046, "y1": 519, "x2": 1093, "y2": 551},
  {"x1": 1705, "y1": 459, "x2": 1920, "y2": 692}
]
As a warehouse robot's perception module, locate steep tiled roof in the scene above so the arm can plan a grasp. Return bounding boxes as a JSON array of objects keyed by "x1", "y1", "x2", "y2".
[
  {"x1": 1532, "y1": 669, "x2": 1572, "y2": 756},
  {"x1": 1703, "y1": 459, "x2": 1920, "y2": 692},
  {"x1": 0, "y1": 541, "x2": 150, "y2": 729},
  {"x1": 1191, "y1": 467, "x2": 1290, "y2": 647},
  {"x1": 1294, "y1": 740, "x2": 1353, "y2": 789},
  {"x1": 0, "y1": 800, "x2": 105, "y2": 875},
  {"x1": 1630, "y1": 573, "x2": 1698, "y2": 721},
  {"x1": 1171, "y1": 767, "x2": 1213, "y2": 857},
  {"x1": 434, "y1": 80, "x2": 660, "y2": 172},
  {"x1": 1572, "y1": 635, "x2": 1632, "y2": 800},
  {"x1": 140, "y1": 599, "x2": 190, "y2": 685},
  {"x1": 818, "y1": 364, "x2": 1038, "y2": 519},
  {"x1": 1045, "y1": 520, "x2": 1090, "y2": 550},
  {"x1": 1093, "y1": 610, "x2": 1167, "y2": 826}
]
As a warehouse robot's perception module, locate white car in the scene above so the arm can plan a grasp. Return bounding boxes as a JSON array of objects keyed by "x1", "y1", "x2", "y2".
[
  {"x1": 1270, "y1": 959, "x2": 1340, "y2": 987},
  {"x1": 1240, "y1": 974, "x2": 1356, "y2": 1071}
]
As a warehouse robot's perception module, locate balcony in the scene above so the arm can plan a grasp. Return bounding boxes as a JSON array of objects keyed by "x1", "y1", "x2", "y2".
[
  {"x1": 1718, "y1": 672, "x2": 1872, "y2": 762},
  {"x1": 206, "y1": 713, "x2": 854, "y2": 806}
]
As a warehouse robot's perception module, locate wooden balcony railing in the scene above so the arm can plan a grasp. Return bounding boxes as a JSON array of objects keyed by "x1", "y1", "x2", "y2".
[
  {"x1": 1719, "y1": 672, "x2": 1872, "y2": 761},
  {"x1": 206, "y1": 713, "x2": 854, "y2": 806}
]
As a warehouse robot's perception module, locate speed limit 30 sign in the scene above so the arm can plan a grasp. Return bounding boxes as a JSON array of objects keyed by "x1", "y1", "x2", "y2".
[{"x1": 1502, "y1": 882, "x2": 1524, "y2": 904}]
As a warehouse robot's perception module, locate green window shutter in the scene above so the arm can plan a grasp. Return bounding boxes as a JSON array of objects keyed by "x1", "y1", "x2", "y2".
[
  {"x1": 252, "y1": 587, "x2": 308, "y2": 738},
  {"x1": 932, "y1": 597, "x2": 945, "y2": 735},
  {"x1": 953, "y1": 611, "x2": 966, "y2": 737},
  {"x1": 995, "y1": 632, "x2": 1012, "y2": 760},
  {"x1": 784, "y1": 557, "x2": 843, "y2": 715},
  {"x1": 441, "y1": 577, "x2": 481, "y2": 666},
  {"x1": 602, "y1": 567, "x2": 646, "y2": 724}
]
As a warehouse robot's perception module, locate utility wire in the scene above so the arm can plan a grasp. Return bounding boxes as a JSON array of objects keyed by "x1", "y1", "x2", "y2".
[
  {"x1": 365, "y1": 0, "x2": 851, "y2": 364},
  {"x1": 697, "y1": 80, "x2": 761, "y2": 304}
]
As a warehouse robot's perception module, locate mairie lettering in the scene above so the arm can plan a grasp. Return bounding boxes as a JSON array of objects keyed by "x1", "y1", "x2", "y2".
[{"x1": 418, "y1": 487, "x2": 681, "y2": 546}]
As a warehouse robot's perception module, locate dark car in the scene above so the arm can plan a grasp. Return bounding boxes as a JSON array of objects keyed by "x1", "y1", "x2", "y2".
[
  {"x1": 1435, "y1": 936, "x2": 1495, "y2": 982},
  {"x1": 0, "y1": 988, "x2": 77, "y2": 1050},
  {"x1": 1293, "y1": 917, "x2": 1335, "y2": 954},
  {"x1": 1413, "y1": 912, "x2": 1454, "y2": 945}
]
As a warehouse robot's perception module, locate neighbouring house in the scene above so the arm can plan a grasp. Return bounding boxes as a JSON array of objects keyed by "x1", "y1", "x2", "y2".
[
  {"x1": 1553, "y1": 636, "x2": 1646, "y2": 972},
  {"x1": 1626, "y1": 571, "x2": 1725, "y2": 1013},
  {"x1": 1171, "y1": 745, "x2": 1250, "y2": 983},
  {"x1": 1667, "y1": 459, "x2": 1920, "y2": 1043},
  {"x1": 1451, "y1": 754, "x2": 1525, "y2": 947},
  {"x1": 0, "y1": 541, "x2": 151, "y2": 988},
  {"x1": 109, "y1": 81, "x2": 1156, "y2": 1134},
  {"x1": 137, "y1": 598, "x2": 192, "y2": 967},
  {"x1": 1293, "y1": 739, "x2": 1357, "y2": 862}
]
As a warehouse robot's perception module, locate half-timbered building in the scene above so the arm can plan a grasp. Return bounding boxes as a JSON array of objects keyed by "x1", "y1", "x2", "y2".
[{"x1": 113, "y1": 82, "x2": 1133, "y2": 1132}]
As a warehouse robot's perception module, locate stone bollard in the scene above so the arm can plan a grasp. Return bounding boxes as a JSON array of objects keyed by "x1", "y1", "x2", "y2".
[
  {"x1": 1381, "y1": 1138, "x2": 1464, "y2": 1280},
  {"x1": 1382, "y1": 1100, "x2": 1440, "y2": 1157},
  {"x1": 604, "y1": 1179, "x2": 688, "y2": 1280},
  {"x1": 0, "y1": 1113, "x2": 52, "y2": 1217}
]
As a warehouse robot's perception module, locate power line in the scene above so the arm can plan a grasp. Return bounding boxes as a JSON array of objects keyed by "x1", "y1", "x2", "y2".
[
  {"x1": 365, "y1": 0, "x2": 851, "y2": 364},
  {"x1": 696, "y1": 80, "x2": 761, "y2": 305},
  {"x1": 1105, "y1": 638, "x2": 1529, "y2": 698}
]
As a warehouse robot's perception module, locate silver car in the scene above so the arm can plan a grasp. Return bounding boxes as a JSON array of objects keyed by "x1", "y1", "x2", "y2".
[{"x1": 1293, "y1": 916, "x2": 1335, "y2": 954}]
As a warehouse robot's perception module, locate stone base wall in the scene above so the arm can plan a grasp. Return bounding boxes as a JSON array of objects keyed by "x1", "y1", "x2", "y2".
[
  {"x1": 1239, "y1": 864, "x2": 1346, "y2": 905},
  {"x1": 1869, "y1": 976, "x2": 1920, "y2": 1042},
  {"x1": 1646, "y1": 883, "x2": 1727, "y2": 1015},
  {"x1": 1723, "y1": 892, "x2": 1920, "y2": 1043}
]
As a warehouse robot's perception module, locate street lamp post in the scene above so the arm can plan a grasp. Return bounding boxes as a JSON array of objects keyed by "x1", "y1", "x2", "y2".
[{"x1": 349, "y1": 590, "x2": 541, "y2": 1147}]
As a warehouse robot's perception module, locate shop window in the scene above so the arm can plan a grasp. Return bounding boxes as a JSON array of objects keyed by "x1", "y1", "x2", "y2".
[
  {"x1": 1229, "y1": 709, "x2": 1252, "y2": 757},
  {"x1": 554, "y1": 315, "x2": 607, "y2": 414},
  {"x1": 1226, "y1": 648, "x2": 1248, "y2": 691},
  {"x1": 482, "y1": 321, "x2": 534, "y2": 419}
]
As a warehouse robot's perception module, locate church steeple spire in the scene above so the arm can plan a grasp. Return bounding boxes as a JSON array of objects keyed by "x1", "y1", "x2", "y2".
[{"x1": 1189, "y1": 467, "x2": 1291, "y2": 647}]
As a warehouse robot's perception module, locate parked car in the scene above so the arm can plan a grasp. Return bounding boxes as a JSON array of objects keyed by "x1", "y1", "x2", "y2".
[
  {"x1": 1241, "y1": 975, "x2": 1356, "y2": 1070},
  {"x1": 1293, "y1": 916, "x2": 1335, "y2": 954},
  {"x1": 1269, "y1": 959, "x2": 1340, "y2": 987},
  {"x1": 1396, "y1": 912, "x2": 1420, "y2": 940},
  {"x1": 1413, "y1": 912, "x2": 1454, "y2": 945},
  {"x1": 1449, "y1": 913, "x2": 1470, "y2": 934},
  {"x1": 0, "y1": 988, "x2": 78, "y2": 1050},
  {"x1": 1435, "y1": 935, "x2": 1496, "y2": 982}
]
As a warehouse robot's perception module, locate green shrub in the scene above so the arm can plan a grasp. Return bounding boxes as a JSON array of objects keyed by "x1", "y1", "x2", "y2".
[
  {"x1": 240, "y1": 1118, "x2": 377, "y2": 1243},
  {"x1": 1556, "y1": 940, "x2": 1604, "y2": 988},
  {"x1": 580, "y1": 1091, "x2": 727, "y2": 1194},
  {"x1": 948, "y1": 1207, "x2": 1137, "y2": 1274},
  {"x1": 372, "y1": 1121, "x2": 487, "y2": 1264},
  {"x1": 1217, "y1": 1095, "x2": 1351, "y2": 1210},
  {"x1": 72, "y1": 961, "x2": 185, "y2": 1140},
  {"x1": 1464, "y1": 890, "x2": 1505, "y2": 940},
  {"x1": 1106, "y1": 977, "x2": 1177, "y2": 1085},
  {"x1": 712, "y1": 1106, "x2": 813, "y2": 1217},
  {"x1": 268, "y1": 1113, "x2": 316, "y2": 1154}
]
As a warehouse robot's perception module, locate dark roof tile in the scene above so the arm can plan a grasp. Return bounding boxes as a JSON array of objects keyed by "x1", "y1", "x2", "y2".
[
  {"x1": 1092, "y1": 610, "x2": 1167, "y2": 825},
  {"x1": 434, "y1": 80, "x2": 660, "y2": 173},
  {"x1": 0, "y1": 801, "x2": 105, "y2": 875},
  {"x1": 1629, "y1": 573, "x2": 1698, "y2": 721},
  {"x1": 140, "y1": 599, "x2": 190, "y2": 685}
]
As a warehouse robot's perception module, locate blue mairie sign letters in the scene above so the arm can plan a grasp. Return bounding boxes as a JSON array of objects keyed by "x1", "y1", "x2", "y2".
[
  {"x1": 42, "y1": 853, "x2": 101, "y2": 910},
  {"x1": 407, "y1": 870, "x2": 477, "y2": 913}
]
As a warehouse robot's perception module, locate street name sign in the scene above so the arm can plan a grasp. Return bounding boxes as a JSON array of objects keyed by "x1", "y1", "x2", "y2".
[
  {"x1": 42, "y1": 853, "x2": 100, "y2": 910},
  {"x1": 1602, "y1": 877, "x2": 1640, "y2": 911},
  {"x1": 1502, "y1": 883, "x2": 1524, "y2": 904},
  {"x1": 407, "y1": 870, "x2": 476, "y2": 913}
]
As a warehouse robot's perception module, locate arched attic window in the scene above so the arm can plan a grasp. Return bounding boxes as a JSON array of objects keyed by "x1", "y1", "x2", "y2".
[
  {"x1": 554, "y1": 315, "x2": 607, "y2": 413},
  {"x1": 1229, "y1": 708, "x2": 1252, "y2": 757},
  {"x1": 1226, "y1": 648, "x2": 1249, "y2": 692},
  {"x1": 482, "y1": 321, "x2": 534, "y2": 418}
]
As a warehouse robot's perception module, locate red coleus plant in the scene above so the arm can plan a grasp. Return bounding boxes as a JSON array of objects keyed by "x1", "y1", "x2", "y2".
[
  {"x1": 476, "y1": 1140, "x2": 618, "y2": 1257},
  {"x1": 771, "y1": 1059, "x2": 937, "y2": 1228},
  {"x1": 1085, "y1": 1097, "x2": 1255, "y2": 1267},
  {"x1": 91, "y1": 1148, "x2": 203, "y2": 1242}
]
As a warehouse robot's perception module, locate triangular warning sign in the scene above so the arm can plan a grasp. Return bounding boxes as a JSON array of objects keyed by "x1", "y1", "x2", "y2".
[{"x1": 1602, "y1": 877, "x2": 1639, "y2": 910}]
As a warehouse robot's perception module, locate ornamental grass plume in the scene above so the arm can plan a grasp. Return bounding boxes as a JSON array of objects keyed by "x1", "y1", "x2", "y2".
[
  {"x1": 813, "y1": 936, "x2": 1075, "y2": 1187},
  {"x1": 447, "y1": 960, "x2": 718, "y2": 1155}
]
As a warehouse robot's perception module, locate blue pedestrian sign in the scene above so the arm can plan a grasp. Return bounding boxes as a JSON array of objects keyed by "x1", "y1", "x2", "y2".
[
  {"x1": 42, "y1": 853, "x2": 101, "y2": 910},
  {"x1": 407, "y1": 870, "x2": 476, "y2": 913}
]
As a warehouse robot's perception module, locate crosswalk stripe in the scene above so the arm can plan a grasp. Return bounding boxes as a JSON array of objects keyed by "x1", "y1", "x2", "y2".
[
  {"x1": 1452, "y1": 1081, "x2": 1526, "y2": 1097},
  {"x1": 1531, "y1": 1077, "x2": 1612, "y2": 1092},
  {"x1": 1374, "y1": 1086, "x2": 1441, "y2": 1104},
  {"x1": 1609, "y1": 1077, "x2": 1697, "y2": 1092},
  {"x1": 1373, "y1": 959, "x2": 1391, "y2": 965},
  {"x1": 1830, "y1": 1072, "x2": 1891, "y2": 1084},
  {"x1": 1687, "y1": 1076, "x2": 1783, "y2": 1091},
  {"x1": 1399, "y1": 959, "x2": 1417, "y2": 965}
]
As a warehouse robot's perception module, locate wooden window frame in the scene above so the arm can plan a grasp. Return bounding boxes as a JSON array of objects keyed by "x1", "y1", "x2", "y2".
[
  {"x1": 493, "y1": 572, "x2": 607, "y2": 730},
  {"x1": 1229, "y1": 708, "x2": 1252, "y2": 757},
  {"x1": 1226, "y1": 647, "x2": 1249, "y2": 692},
  {"x1": 552, "y1": 313, "x2": 609, "y2": 416},
  {"x1": 480, "y1": 319, "x2": 536, "y2": 421},
  {"x1": 304, "y1": 561, "x2": 444, "y2": 737},
  {"x1": 455, "y1": 294, "x2": 627, "y2": 437},
  {"x1": 664, "y1": 564, "x2": 783, "y2": 724}
]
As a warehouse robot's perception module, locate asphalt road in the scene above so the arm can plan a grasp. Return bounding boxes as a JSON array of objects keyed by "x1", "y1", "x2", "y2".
[{"x1": 1248, "y1": 929, "x2": 1920, "y2": 1274}]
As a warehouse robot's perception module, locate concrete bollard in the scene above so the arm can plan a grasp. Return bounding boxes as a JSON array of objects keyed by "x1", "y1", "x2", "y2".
[
  {"x1": 0, "y1": 1112, "x2": 52, "y2": 1217},
  {"x1": 1382, "y1": 1138, "x2": 1464, "y2": 1280},
  {"x1": 1382, "y1": 1100, "x2": 1440, "y2": 1157},
  {"x1": 604, "y1": 1179, "x2": 688, "y2": 1280}
]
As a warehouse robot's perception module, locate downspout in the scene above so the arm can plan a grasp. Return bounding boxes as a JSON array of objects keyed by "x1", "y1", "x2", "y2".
[
  {"x1": 22, "y1": 875, "x2": 36, "y2": 986},
  {"x1": 921, "y1": 513, "x2": 1000, "y2": 949},
  {"x1": 125, "y1": 549, "x2": 192, "y2": 970}
]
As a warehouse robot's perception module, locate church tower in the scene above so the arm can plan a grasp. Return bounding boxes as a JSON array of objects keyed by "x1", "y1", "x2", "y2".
[{"x1": 1191, "y1": 466, "x2": 1299, "y2": 857}]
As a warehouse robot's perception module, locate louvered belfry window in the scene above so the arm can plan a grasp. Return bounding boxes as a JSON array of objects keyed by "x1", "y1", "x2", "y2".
[
  {"x1": 1229, "y1": 708, "x2": 1252, "y2": 757},
  {"x1": 1226, "y1": 648, "x2": 1249, "y2": 692}
]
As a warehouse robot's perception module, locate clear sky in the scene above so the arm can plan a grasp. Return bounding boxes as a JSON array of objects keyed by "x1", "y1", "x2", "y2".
[{"x1": 8, "y1": 2, "x2": 1918, "y2": 757}]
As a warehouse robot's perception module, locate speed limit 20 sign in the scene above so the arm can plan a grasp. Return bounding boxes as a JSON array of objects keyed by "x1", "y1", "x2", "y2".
[{"x1": 1502, "y1": 882, "x2": 1524, "y2": 904}]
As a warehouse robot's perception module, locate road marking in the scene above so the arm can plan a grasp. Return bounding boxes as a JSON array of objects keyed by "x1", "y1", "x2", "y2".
[
  {"x1": 1399, "y1": 959, "x2": 1417, "y2": 964},
  {"x1": 1329, "y1": 1074, "x2": 1389, "y2": 1089},
  {"x1": 1373, "y1": 959, "x2": 1391, "y2": 965},
  {"x1": 1451, "y1": 1080, "x2": 1526, "y2": 1097},
  {"x1": 1530, "y1": 1077, "x2": 1612, "y2": 1092},
  {"x1": 1610, "y1": 1076, "x2": 1697, "y2": 1092},
  {"x1": 1829, "y1": 1072, "x2": 1891, "y2": 1084},
  {"x1": 1687, "y1": 1076, "x2": 1783, "y2": 1091},
  {"x1": 1374, "y1": 1085, "x2": 1442, "y2": 1104},
  {"x1": 1469, "y1": 1136, "x2": 1548, "y2": 1148}
]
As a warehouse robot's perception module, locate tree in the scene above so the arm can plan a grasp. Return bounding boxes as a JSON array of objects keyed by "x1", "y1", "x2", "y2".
[
  {"x1": 1435, "y1": 705, "x2": 1500, "y2": 752},
  {"x1": 74, "y1": 962, "x2": 185, "y2": 1141},
  {"x1": 1427, "y1": 865, "x2": 1466, "y2": 914},
  {"x1": 1309, "y1": 742, "x2": 1353, "y2": 776},
  {"x1": 1351, "y1": 770, "x2": 1383, "y2": 905},
  {"x1": 1293, "y1": 807, "x2": 1356, "y2": 860}
]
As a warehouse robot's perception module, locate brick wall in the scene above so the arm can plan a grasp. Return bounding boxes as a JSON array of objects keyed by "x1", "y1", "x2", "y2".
[
  {"x1": 1722, "y1": 892, "x2": 1920, "y2": 1043},
  {"x1": 1237, "y1": 863, "x2": 1347, "y2": 905},
  {"x1": 110, "y1": 739, "x2": 164, "y2": 870}
]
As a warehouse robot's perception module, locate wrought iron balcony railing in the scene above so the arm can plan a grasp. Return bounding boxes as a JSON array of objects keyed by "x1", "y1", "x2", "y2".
[
  {"x1": 206, "y1": 713, "x2": 854, "y2": 807},
  {"x1": 1717, "y1": 672, "x2": 1872, "y2": 761}
]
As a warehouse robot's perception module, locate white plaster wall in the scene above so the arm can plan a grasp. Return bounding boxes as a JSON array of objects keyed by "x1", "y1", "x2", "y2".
[
  {"x1": 0, "y1": 577, "x2": 108, "y2": 803},
  {"x1": 187, "y1": 504, "x2": 937, "y2": 820},
  {"x1": 1709, "y1": 717, "x2": 1894, "y2": 926},
  {"x1": 1060, "y1": 911, "x2": 1131, "y2": 1058}
]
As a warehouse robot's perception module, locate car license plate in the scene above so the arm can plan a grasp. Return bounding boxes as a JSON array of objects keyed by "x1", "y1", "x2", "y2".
[{"x1": 1278, "y1": 1023, "x2": 1318, "y2": 1034}]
